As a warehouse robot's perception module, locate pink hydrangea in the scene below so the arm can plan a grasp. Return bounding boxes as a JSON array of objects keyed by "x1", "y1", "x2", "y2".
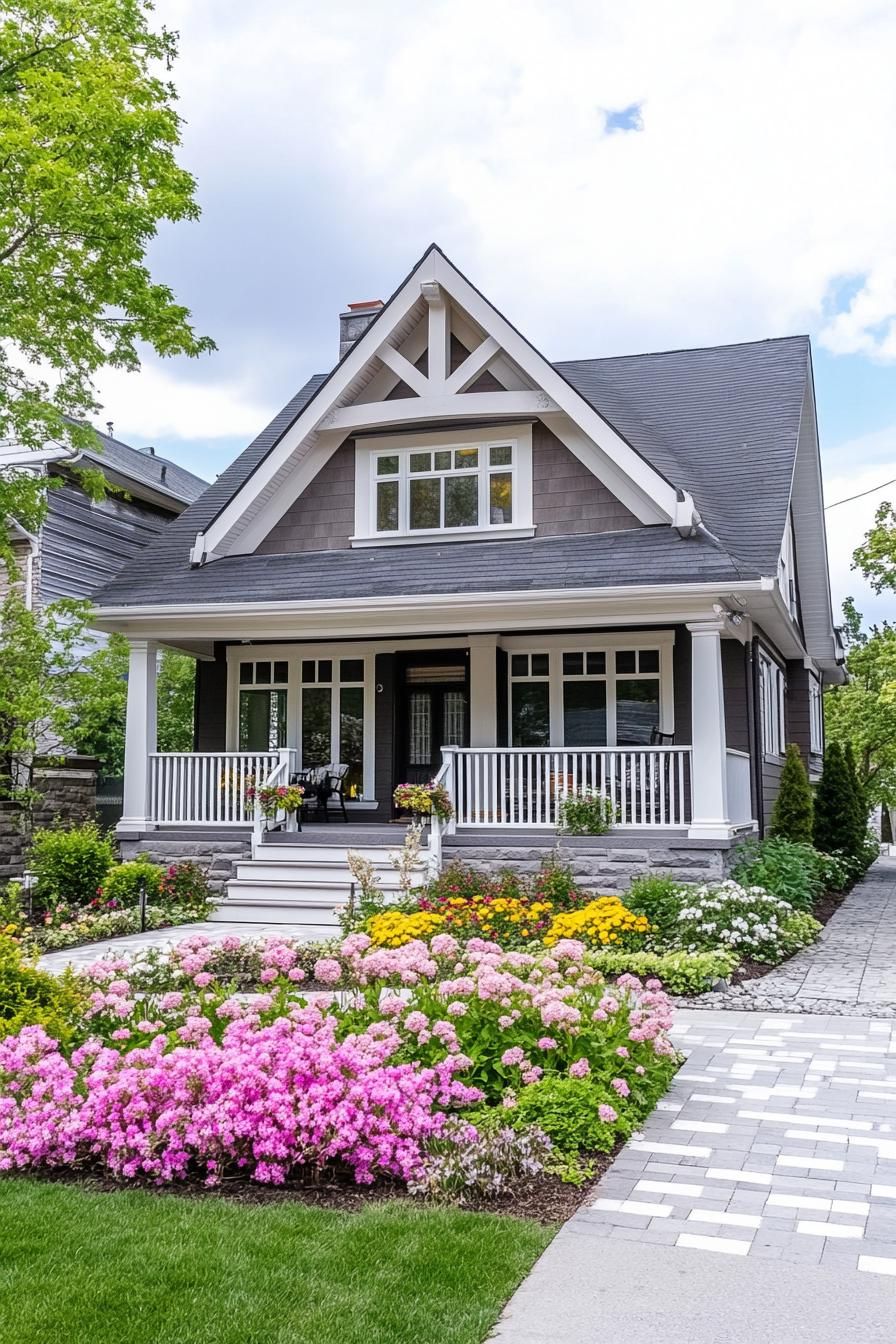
[
  {"x1": 313, "y1": 958, "x2": 342, "y2": 985},
  {"x1": 598, "y1": 1104, "x2": 618, "y2": 1124},
  {"x1": 501, "y1": 1047, "x2": 525, "y2": 1067},
  {"x1": 568, "y1": 1058, "x2": 591, "y2": 1079},
  {"x1": 537, "y1": 1037, "x2": 557, "y2": 1050},
  {"x1": 611, "y1": 1078, "x2": 630, "y2": 1098}
]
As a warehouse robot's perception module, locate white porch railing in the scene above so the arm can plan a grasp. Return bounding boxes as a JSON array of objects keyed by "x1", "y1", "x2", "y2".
[
  {"x1": 447, "y1": 746, "x2": 692, "y2": 829},
  {"x1": 725, "y1": 748, "x2": 753, "y2": 828},
  {"x1": 149, "y1": 751, "x2": 279, "y2": 826}
]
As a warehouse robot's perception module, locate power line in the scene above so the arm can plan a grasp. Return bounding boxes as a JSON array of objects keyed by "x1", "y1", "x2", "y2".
[{"x1": 825, "y1": 477, "x2": 896, "y2": 510}]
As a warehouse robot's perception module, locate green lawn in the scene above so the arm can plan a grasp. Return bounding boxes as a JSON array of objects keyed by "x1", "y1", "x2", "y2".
[{"x1": 0, "y1": 1179, "x2": 552, "y2": 1344}]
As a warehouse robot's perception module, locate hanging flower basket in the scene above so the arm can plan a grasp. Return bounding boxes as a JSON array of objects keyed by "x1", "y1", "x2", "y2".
[
  {"x1": 245, "y1": 779, "x2": 305, "y2": 820},
  {"x1": 393, "y1": 780, "x2": 454, "y2": 822}
]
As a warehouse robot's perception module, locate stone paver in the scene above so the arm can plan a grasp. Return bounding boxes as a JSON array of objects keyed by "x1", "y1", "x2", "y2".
[
  {"x1": 492, "y1": 1008, "x2": 896, "y2": 1341},
  {"x1": 682, "y1": 857, "x2": 896, "y2": 1016},
  {"x1": 38, "y1": 920, "x2": 316, "y2": 974}
]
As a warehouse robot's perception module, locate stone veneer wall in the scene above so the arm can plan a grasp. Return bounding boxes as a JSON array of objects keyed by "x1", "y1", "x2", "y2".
[
  {"x1": 442, "y1": 833, "x2": 735, "y2": 891},
  {"x1": 0, "y1": 757, "x2": 98, "y2": 880},
  {"x1": 118, "y1": 831, "x2": 252, "y2": 893}
]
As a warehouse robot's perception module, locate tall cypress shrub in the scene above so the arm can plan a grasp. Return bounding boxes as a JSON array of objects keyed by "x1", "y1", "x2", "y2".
[
  {"x1": 843, "y1": 742, "x2": 868, "y2": 851},
  {"x1": 769, "y1": 743, "x2": 814, "y2": 844},
  {"x1": 813, "y1": 742, "x2": 859, "y2": 855}
]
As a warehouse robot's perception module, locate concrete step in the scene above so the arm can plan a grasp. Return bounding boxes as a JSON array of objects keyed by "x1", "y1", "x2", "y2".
[
  {"x1": 234, "y1": 859, "x2": 424, "y2": 886},
  {"x1": 256, "y1": 842, "x2": 427, "y2": 865},
  {"x1": 212, "y1": 890, "x2": 344, "y2": 929}
]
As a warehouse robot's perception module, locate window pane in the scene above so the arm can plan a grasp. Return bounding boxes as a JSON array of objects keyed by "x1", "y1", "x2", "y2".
[
  {"x1": 274, "y1": 660, "x2": 288, "y2": 684},
  {"x1": 489, "y1": 443, "x2": 512, "y2": 466},
  {"x1": 616, "y1": 650, "x2": 636, "y2": 674},
  {"x1": 339, "y1": 686, "x2": 364, "y2": 797},
  {"x1": 445, "y1": 474, "x2": 478, "y2": 528},
  {"x1": 562, "y1": 652, "x2": 584, "y2": 676},
  {"x1": 531, "y1": 653, "x2": 550, "y2": 677},
  {"x1": 318, "y1": 660, "x2": 332, "y2": 683},
  {"x1": 563, "y1": 681, "x2": 607, "y2": 747},
  {"x1": 511, "y1": 683, "x2": 550, "y2": 747},
  {"x1": 301, "y1": 659, "x2": 315, "y2": 684},
  {"x1": 454, "y1": 447, "x2": 479, "y2": 469},
  {"x1": 302, "y1": 687, "x2": 331, "y2": 767},
  {"x1": 434, "y1": 450, "x2": 452, "y2": 470},
  {"x1": 340, "y1": 658, "x2": 364, "y2": 683},
  {"x1": 239, "y1": 662, "x2": 253, "y2": 685},
  {"x1": 616, "y1": 679, "x2": 660, "y2": 746},
  {"x1": 586, "y1": 651, "x2": 606, "y2": 676},
  {"x1": 511, "y1": 654, "x2": 528, "y2": 678},
  {"x1": 254, "y1": 661, "x2": 271, "y2": 685},
  {"x1": 443, "y1": 690, "x2": 468, "y2": 747},
  {"x1": 239, "y1": 690, "x2": 286, "y2": 751},
  {"x1": 410, "y1": 476, "x2": 441, "y2": 529},
  {"x1": 377, "y1": 455, "x2": 399, "y2": 475},
  {"x1": 377, "y1": 480, "x2": 399, "y2": 531},
  {"x1": 639, "y1": 649, "x2": 659, "y2": 673},
  {"x1": 409, "y1": 691, "x2": 432, "y2": 766},
  {"x1": 489, "y1": 471, "x2": 513, "y2": 524},
  {"x1": 409, "y1": 451, "x2": 431, "y2": 473}
]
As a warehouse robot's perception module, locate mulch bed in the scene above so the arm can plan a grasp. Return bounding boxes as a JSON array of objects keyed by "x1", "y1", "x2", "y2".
[{"x1": 7, "y1": 1146, "x2": 621, "y2": 1227}]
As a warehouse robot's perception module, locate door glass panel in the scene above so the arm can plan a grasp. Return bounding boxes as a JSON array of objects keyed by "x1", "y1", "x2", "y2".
[
  {"x1": 339, "y1": 686, "x2": 364, "y2": 797},
  {"x1": 239, "y1": 690, "x2": 286, "y2": 751},
  {"x1": 511, "y1": 683, "x2": 550, "y2": 747},
  {"x1": 489, "y1": 471, "x2": 513, "y2": 523},
  {"x1": 376, "y1": 480, "x2": 399, "y2": 531},
  {"x1": 445, "y1": 474, "x2": 478, "y2": 527},
  {"x1": 615, "y1": 679, "x2": 660, "y2": 745},
  {"x1": 409, "y1": 477, "x2": 441, "y2": 530},
  {"x1": 442, "y1": 691, "x2": 468, "y2": 747},
  {"x1": 340, "y1": 658, "x2": 364, "y2": 683},
  {"x1": 409, "y1": 691, "x2": 432, "y2": 766},
  {"x1": 302, "y1": 687, "x2": 331, "y2": 766},
  {"x1": 563, "y1": 681, "x2": 607, "y2": 747}
]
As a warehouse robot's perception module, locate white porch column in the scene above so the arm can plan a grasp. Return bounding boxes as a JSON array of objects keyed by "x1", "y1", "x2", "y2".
[
  {"x1": 686, "y1": 620, "x2": 732, "y2": 839},
  {"x1": 468, "y1": 634, "x2": 498, "y2": 747},
  {"x1": 120, "y1": 639, "x2": 158, "y2": 830}
]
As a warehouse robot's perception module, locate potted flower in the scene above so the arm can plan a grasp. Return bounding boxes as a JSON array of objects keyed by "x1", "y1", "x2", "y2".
[
  {"x1": 245, "y1": 779, "x2": 305, "y2": 829},
  {"x1": 393, "y1": 780, "x2": 454, "y2": 822}
]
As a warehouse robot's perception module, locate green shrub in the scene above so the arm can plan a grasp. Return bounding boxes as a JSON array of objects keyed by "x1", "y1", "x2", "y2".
[
  {"x1": 584, "y1": 948, "x2": 739, "y2": 994},
  {"x1": 779, "y1": 910, "x2": 823, "y2": 956},
  {"x1": 557, "y1": 790, "x2": 616, "y2": 836},
  {"x1": 0, "y1": 935, "x2": 85, "y2": 1043},
  {"x1": 28, "y1": 821, "x2": 115, "y2": 909},
  {"x1": 529, "y1": 855, "x2": 589, "y2": 911},
  {"x1": 814, "y1": 743, "x2": 863, "y2": 858},
  {"x1": 731, "y1": 837, "x2": 820, "y2": 912},
  {"x1": 623, "y1": 875, "x2": 687, "y2": 941},
  {"x1": 843, "y1": 743, "x2": 870, "y2": 852},
  {"x1": 100, "y1": 859, "x2": 163, "y2": 909},
  {"x1": 158, "y1": 861, "x2": 214, "y2": 915},
  {"x1": 501, "y1": 1076, "x2": 623, "y2": 1154},
  {"x1": 0, "y1": 881, "x2": 26, "y2": 938},
  {"x1": 770, "y1": 744, "x2": 814, "y2": 844}
]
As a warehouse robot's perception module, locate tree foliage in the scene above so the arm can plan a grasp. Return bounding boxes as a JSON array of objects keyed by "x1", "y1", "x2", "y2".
[
  {"x1": 852, "y1": 501, "x2": 896, "y2": 595},
  {"x1": 769, "y1": 743, "x2": 813, "y2": 845},
  {"x1": 69, "y1": 631, "x2": 195, "y2": 774},
  {"x1": 0, "y1": 0, "x2": 212, "y2": 556},
  {"x1": 825, "y1": 601, "x2": 896, "y2": 808}
]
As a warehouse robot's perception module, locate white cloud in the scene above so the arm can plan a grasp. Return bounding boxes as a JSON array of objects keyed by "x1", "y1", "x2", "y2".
[
  {"x1": 93, "y1": 362, "x2": 270, "y2": 442},
  {"x1": 822, "y1": 460, "x2": 896, "y2": 627}
]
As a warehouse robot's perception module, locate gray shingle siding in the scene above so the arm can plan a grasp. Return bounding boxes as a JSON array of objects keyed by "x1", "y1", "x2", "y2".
[
  {"x1": 532, "y1": 423, "x2": 640, "y2": 536},
  {"x1": 256, "y1": 438, "x2": 356, "y2": 554}
]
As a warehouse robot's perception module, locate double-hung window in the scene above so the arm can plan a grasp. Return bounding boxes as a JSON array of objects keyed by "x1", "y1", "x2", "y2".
[
  {"x1": 758, "y1": 650, "x2": 785, "y2": 757},
  {"x1": 301, "y1": 658, "x2": 366, "y2": 797},
  {"x1": 809, "y1": 674, "x2": 823, "y2": 754}
]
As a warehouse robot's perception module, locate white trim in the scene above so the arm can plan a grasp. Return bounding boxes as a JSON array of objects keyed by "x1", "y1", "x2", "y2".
[
  {"x1": 686, "y1": 619, "x2": 732, "y2": 839},
  {"x1": 120, "y1": 639, "x2": 158, "y2": 829},
  {"x1": 191, "y1": 247, "x2": 693, "y2": 561},
  {"x1": 809, "y1": 672, "x2": 823, "y2": 754},
  {"x1": 758, "y1": 646, "x2": 786, "y2": 759}
]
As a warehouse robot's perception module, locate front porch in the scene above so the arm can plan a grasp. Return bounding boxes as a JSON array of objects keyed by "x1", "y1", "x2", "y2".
[{"x1": 118, "y1": 617, "x2": 757, "y2": 850}]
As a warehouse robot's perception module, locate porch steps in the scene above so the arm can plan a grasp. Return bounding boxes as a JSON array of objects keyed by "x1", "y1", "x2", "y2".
[{"x1": 212, "y1": 837, "x2": 428, "y2": 929}]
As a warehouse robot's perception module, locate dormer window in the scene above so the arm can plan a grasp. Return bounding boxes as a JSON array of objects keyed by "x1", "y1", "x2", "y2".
[{"x1": 353, "y1": 424, "x2": 533, "y2": 546}]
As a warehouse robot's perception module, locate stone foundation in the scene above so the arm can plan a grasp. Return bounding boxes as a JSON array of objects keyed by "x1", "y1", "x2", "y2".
[
  {"x1": 0, "y1": 756, "x2": 98, "y2": 880},
  {"x1": 443, "y1": 832, "x2": 734, "y2": 891},
  {"x1": 118, "y1": 830, "x2": 252, "y2": 893}
]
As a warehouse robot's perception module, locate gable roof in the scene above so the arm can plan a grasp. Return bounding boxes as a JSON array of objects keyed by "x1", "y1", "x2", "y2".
[{"x1": 79, "y1": 428, "x2": 208, "y2": 508}]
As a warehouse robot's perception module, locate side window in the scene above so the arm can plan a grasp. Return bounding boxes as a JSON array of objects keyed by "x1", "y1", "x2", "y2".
[{"x1": 758, "y1": 651, "x2": 785, "y2": 757}]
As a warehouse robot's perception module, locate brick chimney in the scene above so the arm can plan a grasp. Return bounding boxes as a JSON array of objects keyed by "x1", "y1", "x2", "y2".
[{"x1": 339, "y1": 299, "x2": 384, "y2": 359}]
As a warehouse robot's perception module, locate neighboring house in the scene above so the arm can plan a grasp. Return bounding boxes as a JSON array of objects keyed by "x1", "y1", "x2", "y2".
[
  {"x1": 90, "y1": 245, "x2": 845, "y2": 922},
  {"x1": 2, "y1": 427, "x2": 208, "y2": 611}
]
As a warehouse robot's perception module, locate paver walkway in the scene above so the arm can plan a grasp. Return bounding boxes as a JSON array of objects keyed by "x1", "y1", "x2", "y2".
[
  {"x1": 682, "y1": 856, "x2": 896, "y2": 1016},
  {"x1": 493, "y1": 1008, "x2": 896, "y2": 1342}
]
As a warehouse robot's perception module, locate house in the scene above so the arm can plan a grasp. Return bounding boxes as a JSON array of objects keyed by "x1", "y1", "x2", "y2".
[{"x1": 89, "y1": 244, "x2": 844, "y2": 925}]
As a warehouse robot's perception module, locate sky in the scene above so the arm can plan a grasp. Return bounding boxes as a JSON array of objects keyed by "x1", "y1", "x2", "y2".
[{"x1": 95, "y1": 0, "x2": 896, "y2": 628}]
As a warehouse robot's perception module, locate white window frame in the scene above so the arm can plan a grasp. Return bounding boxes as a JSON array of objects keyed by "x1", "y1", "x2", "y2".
[
  {"x1": 809, "y1": 673, "x2": 823, "y2": 754},
  {"x1": 758, "y1": 648, "x2": 786, "y2": 759},
  {"x1": 778, "y1": 509, "x2": 798, "y2": 620},
  {"x1": 352, "y1": 423, "x2": 534, "y2": 546},
  {"x1": 226, "y1": 644, "x2": 377, "y2": 803},
  {"x1": 504, "y1": 632, "x2": 675, "y2": 747}
]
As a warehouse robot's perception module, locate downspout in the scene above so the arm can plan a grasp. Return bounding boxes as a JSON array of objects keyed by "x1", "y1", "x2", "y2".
[{"x1": 748, "y1": 635, "x2": 765, "y2": 836}]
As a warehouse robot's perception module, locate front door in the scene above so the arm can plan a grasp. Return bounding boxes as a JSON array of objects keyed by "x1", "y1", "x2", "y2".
[{"x1": 396, "y1": 655, "x2": 469, "y2": 790}]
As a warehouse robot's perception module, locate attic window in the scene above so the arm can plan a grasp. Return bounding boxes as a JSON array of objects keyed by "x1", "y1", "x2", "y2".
[{"x1": 352, "y1": 424, "x2": 534, "y2": 546}]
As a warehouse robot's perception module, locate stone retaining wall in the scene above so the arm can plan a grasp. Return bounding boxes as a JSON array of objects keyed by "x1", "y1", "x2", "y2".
[
  {"x1": 0, "y1": 756, "x2": 98, "y2": 880},
  {"x1": 443, "y1": 835, "x2": 733, "y2": 891},
  {"x1": 118, "y1": 832, "x2": 251, "y2": 893}
]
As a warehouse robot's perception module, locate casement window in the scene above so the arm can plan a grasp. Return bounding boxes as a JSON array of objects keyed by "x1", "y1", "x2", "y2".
[
  {"x1": 809, "y1": 674, "x2": 824, "y2": 754},
  {"x1": 301, "y1": 658, "x2": 366, "y2": 797},
  {"x1": 353, "y1": 425, "x2": 533, "y2": 544},
  {"x1": 509, "y1": 642, "x2": 668, "y2": 748},
  {"x1": 758, "y1": 650, "x2": 786, "y2": 758},
  {"x1": 238, "y1": 660, "x2": 288, "y2": 751}
]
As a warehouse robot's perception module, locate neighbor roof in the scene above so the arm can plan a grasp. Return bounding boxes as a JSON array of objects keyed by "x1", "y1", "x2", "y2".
[
  {"x1": 91, "y1": 335, "x2": 808, "y2": 610},
  {"x1": 80, "y1": 428, "x2": 208, "y2": 507}
]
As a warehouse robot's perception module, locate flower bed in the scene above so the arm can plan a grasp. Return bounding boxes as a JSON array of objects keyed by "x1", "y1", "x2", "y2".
[{"x1": 0, "y1": 929, "x2": 678, "y2": 1202}]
